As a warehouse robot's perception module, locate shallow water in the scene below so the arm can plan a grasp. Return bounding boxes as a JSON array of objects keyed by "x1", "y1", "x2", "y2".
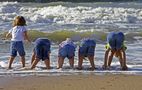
[
  {"x1": 0, "y1": 2, "x2": 142, "y2": 76},
  {"x1": 0, "y1": 41, "x2": 142, "y2": 76}
]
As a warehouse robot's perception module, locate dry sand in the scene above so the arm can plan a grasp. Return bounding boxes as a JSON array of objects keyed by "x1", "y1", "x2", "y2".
[{"x1": 0, "y1": 74, "x2": 142, "y2": 90}]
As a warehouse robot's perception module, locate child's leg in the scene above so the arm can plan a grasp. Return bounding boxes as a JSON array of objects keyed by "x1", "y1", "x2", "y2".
[
  {"x1": 44, "y1": 53, "x2": 50, "y2": 69},
  {"x1": 31, "y1": 52, "x2": 36, "y2": 64},
  {"x1": 44, "y1": 59, "x2": 50, "y2": 69},
  {"x1": 118, "y1": 51, "x2": 127, "y2": 70},
  {"x1": 20, "y1": 56, "x2": 25, "y2": 67},
  {"x1": 116, "y1": 50, "x2": 123, "y2": 67},
  {"x1": 8, "y1": 56, "x2": 15, "y2": 69},
  {"x1": 103, "y1": 49, "x2": 110, "y2": 69},
  {"x1": 121, "y1": 50, "x2": 128, "y2": 70},
  {"x1": 78, "y1": 53, "x2": 84, "y2": 70},
  {"x1": 108, "y1": 50, "x2": 115, "y2": 67},
  {"x1": 88, "y1": 55, "x2": 95, "y2": 70},
  {"x1": 31, "y1": 58, "x2": 40, "y2": 69},
  {"x1": 69, "y1": 57, "x2": 74, "y2": 68},
  {"x1": 8, "y1": 42, "x2": 17, "y2": 69},
  {"x1": 57, "y1": 57, "x2": 64, "y2": 69},
  {"x1": 16, "y1": 41, "x2": 25, "y2": 67}
]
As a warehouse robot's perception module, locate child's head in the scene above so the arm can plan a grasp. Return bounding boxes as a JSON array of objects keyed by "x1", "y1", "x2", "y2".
[{"x1": 13, "y1": 16, "x2": 26, "y2": 27}]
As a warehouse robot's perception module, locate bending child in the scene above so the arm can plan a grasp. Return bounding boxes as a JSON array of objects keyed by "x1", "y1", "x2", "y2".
[
  {"x1": 6, "y1": 16, "x2": 30, "y2": 69},
  {"x1": 31, "y1": 38, "x2": 51, "y2": 69},
  {"x1": 57, "y1": 38, "x2": 76, "y2": 69},
  {"x1": 103, "y1": 32, "x2": 128, "y2": 70},
  {"x1": 77, "y1": 38, "x2": 96, "y2": 70}
]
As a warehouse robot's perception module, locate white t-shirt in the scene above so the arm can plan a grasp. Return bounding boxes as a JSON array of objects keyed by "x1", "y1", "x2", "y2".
[{"x1": 9, "y1": 26, "x2": 27, "y2": 41}]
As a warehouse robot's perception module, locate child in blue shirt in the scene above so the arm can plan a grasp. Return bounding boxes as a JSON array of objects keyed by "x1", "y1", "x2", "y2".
[
  {"x1": 77, "y1": 38, "x2": 96, "y2": 70},
  {"x1": 31, "y1": 38, "x2": 51, "y2": 69},
  {"x1": 57, "y1": 38, "x2": 76, "y2": 69},
  {"x1": 103, "y1": 32, "x2": 128, "y2": 70}
]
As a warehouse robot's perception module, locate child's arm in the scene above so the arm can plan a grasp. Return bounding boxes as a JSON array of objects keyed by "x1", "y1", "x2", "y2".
[
  {"x1": 103, "y1": 44, "x2": 111, "y2": 69},
  {"x1": 5, "y1": 32, "x2": 11, "y2": 39},
  {"x1": 6, "y1": 29, "x2": 13, "y2": 39},
  {"x1": 121, "y1": 49, "x2": 128, "y2": 70},
  {"x1": 103, "y1": 49, "x2": 110, "y2": 69},
  {"x1": 122, "y1": 50, "x2": 126, "y2": 66},
  {"x1": 31, "y1": 51, "x2": 36, "y2": 64},
  {"x1": 23, "y1": 31, "x2": 31, "y2": 42}
]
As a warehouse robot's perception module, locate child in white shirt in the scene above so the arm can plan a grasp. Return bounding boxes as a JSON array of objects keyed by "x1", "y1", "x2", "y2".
[{"x1": 6, "y1": 16, "x2": 30, "y2": 69}]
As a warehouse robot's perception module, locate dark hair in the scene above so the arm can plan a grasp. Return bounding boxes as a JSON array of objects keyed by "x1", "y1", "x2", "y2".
[{"x1": 13, "y1": 16, "x2": 26, "y2": 27}]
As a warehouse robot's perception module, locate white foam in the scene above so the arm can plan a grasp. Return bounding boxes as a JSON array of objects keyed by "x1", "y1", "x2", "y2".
[
  {"x1": 0, "y1": 61, "x2": 7, "y2": 68},
  {"x1": 0, "y1": 2, "x2": 142, "y2": 76},
  {"x1": 0, "y1": 2, "x2": 142, "y2": 32}
]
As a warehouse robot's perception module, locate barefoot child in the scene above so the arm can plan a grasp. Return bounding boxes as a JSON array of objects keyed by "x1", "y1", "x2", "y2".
[
  {"x1": 57, "y1": 38, "x2": 76, "y2": 69},
  {"x1": 6, "y1": 16, "x2": 30, "y2": 69},
  {"x1": 31, "y1": 38, "x2": 51, "y2": 69},
  {"x1": 103, "y1": 32, "x2": 128, "y2": 70},
  {"x1": 77, "y1": 38, "x2": 96, "y2": 70}
]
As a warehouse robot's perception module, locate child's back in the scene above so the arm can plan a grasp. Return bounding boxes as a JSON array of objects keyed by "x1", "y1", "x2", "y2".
[{"x1": 6, "y1": 16, "x2": 30, "y2": 69}]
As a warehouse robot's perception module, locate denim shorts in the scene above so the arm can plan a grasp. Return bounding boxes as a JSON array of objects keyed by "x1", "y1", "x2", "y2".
[
  {"x1": 34, "y1": 38, "x2": 51, "y2": 61},
  {"x1": 107, "y1": 32, "x2": 124, "y2": 50},
  {"x1": 79, "y1": 39, "x2": 96, "y2": 56},
  {"x1": 10, "y1": 41, "x2": 25, "y2": 57},
  {"x1": 58, "y1": 44, "x2": 75, "y2": 59}
]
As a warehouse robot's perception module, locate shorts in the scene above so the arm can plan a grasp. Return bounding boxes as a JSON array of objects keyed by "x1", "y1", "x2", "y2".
[
  {"x1": 107, "y1": 32, "x2": 124, "y2": 50},
  {"x1": 58, "y1": 44, "x2": 75, "y2": 59},
  {"x1": 79, "y1": 39, "x2": 96, "y2": 56},
  {"x1": 34, "y1": 38, "x2": 51, "y2": 61},
  {"x1": 10, "y1": 41, "x2": 25, "y2": 57}
]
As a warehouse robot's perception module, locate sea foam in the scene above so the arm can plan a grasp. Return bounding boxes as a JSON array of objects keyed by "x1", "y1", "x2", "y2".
[{"x1": 0, "y1": 2, "x2": 142, "y2": 32}]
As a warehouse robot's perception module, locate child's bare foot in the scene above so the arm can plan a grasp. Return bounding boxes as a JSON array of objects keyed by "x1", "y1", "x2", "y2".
[
  {"x1": 121, "y1": 66, "x2": 128, "y2": 70},
  {"x1": 56, "y1": 66, "x2": 62, "y2": 69},
  {"x1": 102, "y1": 65, "x2": 110, "y2": 70},
  {"x1": 88, "y1": 67, "x2": 95, "y2": 71},
  {"x1": 76, "y1": 67, "x2": 82, "y2": 70}
]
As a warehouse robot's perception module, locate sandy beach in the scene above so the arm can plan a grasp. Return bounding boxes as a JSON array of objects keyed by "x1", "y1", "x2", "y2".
[{"x1": 0, "y1": 74, "x2": 142, "y2": 90}]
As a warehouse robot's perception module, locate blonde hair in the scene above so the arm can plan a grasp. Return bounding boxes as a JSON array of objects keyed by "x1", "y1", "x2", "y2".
[{"x1": 13, "y1": 16, "x2": 26, "y2": 27}]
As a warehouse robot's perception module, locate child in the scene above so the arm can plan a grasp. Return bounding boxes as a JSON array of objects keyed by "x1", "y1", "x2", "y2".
[
  {"x1": 57, "y1": 38, "x2": 76, "y2": 69},
  {"x1": 103, "y1": 32, "x2": 128, "y2": 70},
  {"x1": 6, "y1": 16, "x2": 30, "y2": 69},
  {"x1": 77, "y1": 38, "x2": 96, "y2": 70},
  {"x1": 31, "y1": 38, "x2": 51, "y2": 69}
]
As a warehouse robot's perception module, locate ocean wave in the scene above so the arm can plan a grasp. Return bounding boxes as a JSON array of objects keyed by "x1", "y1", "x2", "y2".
[
  {"x1": 1, "y1": 2, "x2": 142, "y2": 32},
  {"x1": 1, "y1": 30, "x2": 142, "y2": 43}
]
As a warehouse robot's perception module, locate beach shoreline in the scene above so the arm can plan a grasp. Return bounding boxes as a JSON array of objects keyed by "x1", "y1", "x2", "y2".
[{"x1": 0, "y1": 74, "x2": 142, "y2": 90}]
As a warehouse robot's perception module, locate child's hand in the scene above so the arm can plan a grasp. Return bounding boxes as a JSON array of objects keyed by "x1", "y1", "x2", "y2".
[
  {"x1": 121, "y1": 66, "x2": 128, "y2": 71},
  {"x1": 5, "y1": 33, "x2": 11, "y2": 39}
]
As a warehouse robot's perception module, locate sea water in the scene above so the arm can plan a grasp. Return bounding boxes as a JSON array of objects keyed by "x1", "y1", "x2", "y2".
[{"x1": 0, "y1": 2, "x2": 142, "y2": 76}]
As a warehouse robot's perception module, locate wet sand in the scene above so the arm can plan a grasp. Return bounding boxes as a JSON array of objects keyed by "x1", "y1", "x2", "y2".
[{"x1": 0, "y1": 74, "x2": 142, "y2": 90}]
